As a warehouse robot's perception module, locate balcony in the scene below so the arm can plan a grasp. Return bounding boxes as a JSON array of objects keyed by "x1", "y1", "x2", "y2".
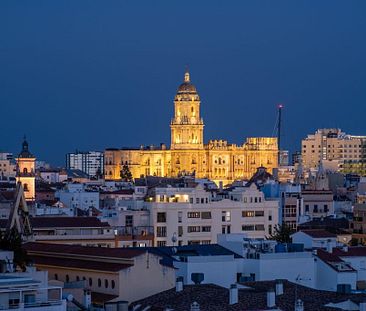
[{"x1": 114, "y1": 226, "x2": 154, "y2": 240}]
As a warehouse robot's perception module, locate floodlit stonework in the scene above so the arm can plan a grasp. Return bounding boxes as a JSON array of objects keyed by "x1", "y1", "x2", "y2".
[{"x1": 104, "y1": 71, "x2": 278, "y2": 185}]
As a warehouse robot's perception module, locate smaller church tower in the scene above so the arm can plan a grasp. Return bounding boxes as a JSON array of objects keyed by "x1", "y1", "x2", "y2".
[{"x1": 16, "y1": 137, "x2": 36, "y2": 201}]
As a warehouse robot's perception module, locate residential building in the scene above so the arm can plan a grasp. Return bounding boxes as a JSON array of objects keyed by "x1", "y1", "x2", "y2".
[
  {"x1": 56, "y1": 183, "x2": 99, "y2": 211},
  {"x1": 0, "y1": 250, "x2": 66, "y2": 311},
  {"x1": 105, "y1": 70, "x2": 278, "y2": 185},
  {"x1": 149, "y1": 183, "x2": 279, "y2": 246},
  {"x1": 66, "y1": 151, "x2": 104, "y2": 178},
  {"x1": 301, "y1": 128, "x2": 366, "y2": 175},
  {"x1": 291, "y1": 230, "x2": 339, "y2": 250},
  {"x1": 24, "y1": 242, "x2": 176, "y2": 304},
  {"x1": 351, "y1": 203, "x2": 366, "y2": 244}
]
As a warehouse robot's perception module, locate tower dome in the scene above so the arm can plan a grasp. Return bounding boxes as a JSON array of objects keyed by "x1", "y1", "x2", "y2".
[{"x1": 176, "y1": 71, "x2": 198, "y2": 96}]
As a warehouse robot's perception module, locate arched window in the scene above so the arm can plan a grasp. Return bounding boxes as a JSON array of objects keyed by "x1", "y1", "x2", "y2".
[
  {"x1": 105, "y1": 279, "x2": 109, "y2": 288},
  {"x1": 98, "y1": 278, "x2": 101, "y2": 287},
  {"x1": 54, "y1": 274, "x2": 58, "y2": 280},
  {"x1": 111, "y1": 280, "x2": 115, "y2": 289},
  {"x1": 66, "y1": 275, "x2": 70, "y2": 282},
  {"x1": 23, "y1": 183, "x2": 28, "y2": 191},
  {"x1": 89, "y1": 278, "x2": 93, "y2": 286},
  {"x1": 23, "y1": 168, "x2": 28, "y2": 174},
  {"x1": 76, "y1": 276, "x2": 80, "y2": 282}
]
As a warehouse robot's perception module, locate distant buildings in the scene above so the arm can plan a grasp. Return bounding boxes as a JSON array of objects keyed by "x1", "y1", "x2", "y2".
[
  {"x1": 105, "y1": 71, "x2": 278, "y2": 185},
  {"x1": 66, "y1": 151, "x2": 104, "y2": 178},
  {"x1": 301, "y1": 128, "x2": 366, "y2": 175}
]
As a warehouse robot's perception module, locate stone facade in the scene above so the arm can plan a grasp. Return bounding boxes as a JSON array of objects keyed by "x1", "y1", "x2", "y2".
[{"x1": 104, "y1": 71, "x2": 278, "y2": 185}]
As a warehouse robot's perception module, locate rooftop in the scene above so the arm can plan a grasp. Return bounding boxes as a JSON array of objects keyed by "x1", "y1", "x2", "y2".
[{"x1": 131, "y1": 280, "x2": 366, "y2": 311}]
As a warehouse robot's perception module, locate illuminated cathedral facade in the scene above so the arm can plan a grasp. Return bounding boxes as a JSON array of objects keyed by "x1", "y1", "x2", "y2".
[{"x1": 104, "y1": 71, "x2": 278, "y2": 185}]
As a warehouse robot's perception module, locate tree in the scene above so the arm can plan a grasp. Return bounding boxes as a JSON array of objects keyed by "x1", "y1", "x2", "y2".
[
  {"x1": 267, "y1": 223, "x2": 294, "y2": 243},
  {"x1": 120, "y1": 164, "x2": 133, "y2": 182}
]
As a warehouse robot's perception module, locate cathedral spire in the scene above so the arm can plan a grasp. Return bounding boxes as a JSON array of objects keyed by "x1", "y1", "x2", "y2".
[{"x1": 184, "y1": 68, "x2": 190, "y2": 83}]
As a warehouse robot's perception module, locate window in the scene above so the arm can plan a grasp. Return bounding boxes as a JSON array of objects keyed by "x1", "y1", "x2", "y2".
[
  {"x1": 305, "y1": 205, "x2": 309, "y2": 212},
  {"x1": 242, "y1": 225, "x2": 255, "y2": 231},
  {"x1": 156, "y1": 226, "x2": 167, "y2": 237},
  {"x1": 255, "y1": 211, "x2": 264, "y2": 217},
  {"x1": 111, "y1": 280, "x2": 115, "y2": 289},
  {"x1": 76, "y1": 276, "x2": 80, "y2": 282},
  {"x1": 190, "y1": 198, "x2": 193, "y2": 204},
  {"x1": 105, "y1": 279, "x2": 109, "y2": 288},
  {"x1": 201, "y1": 211, "x2": 211, "y2": 219},
  {"x1": 201, "y1": 198, "x2": 204, "y2": 204},
  {"x1": 23, "y1": 168, "x2": 28, "y2": 174},
  {"x1": 178, "y1": 211, "x2": 182, "y2": 223},
  {"x1": 324, "y1": 204, "x2": 328, "y2": 213},
  {"x1": 66, "y1": 275, "x2": 70, "y2": 282},
  {"x1": 242, "y1": 211, "x2": 255, "y2": 217},
  {"x1": 157, "y1": 212, "x2": 166, "y2": 223},
  {"x1": 98, "y1": 278, "x2": 101, "y2": 287},
  {"x1": 89, "y1": 278, "x2": 93, "y2": 286},
  {"x1": 125, "y1": 215, "x2": 133, "y2": 227},
  {"x1": 188, "y1": 226, "x2": 201, "y2": 233},
  {"x1": 178, "y1": 226, "x2": 183, "y2": 237},
  {"x1": 268, "y1": 224, "x2": 272, "y2": 235},
  {"x1": 157, "y1": 241, "x2": 166, "y2": 247},
  {"x1": 222, "y1": 211, "x2": 231, "y2": 222},
  {"x1": 255, "y1": 224, "x2": 265, "y2": 231},
  {"x1": 201, "y1": 240, "x2": 211, "y2": 244},
  {"x1": 187, "y1": 212, "x2": 200, "y2": 218},
  {"x1": 54, "y1": 274, "x2": 58, "y2": 280},
  {"x1": 202, "y1": 226, "x2": 211, "y2": 232},
  {"x1": 313, "y1": 205, "x2": 318, "y2": 213},
  {"x1": 196, "y1": 198, "x2": 199, "y2": 204}
]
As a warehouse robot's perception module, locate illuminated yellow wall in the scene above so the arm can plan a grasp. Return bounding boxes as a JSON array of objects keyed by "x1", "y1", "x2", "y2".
[
  {"x1": 104, "y1": 71, "x2": 278, "y2": 184},
  {"x1": 16, "y1": 157, "x2": 36, "y2": 201}
]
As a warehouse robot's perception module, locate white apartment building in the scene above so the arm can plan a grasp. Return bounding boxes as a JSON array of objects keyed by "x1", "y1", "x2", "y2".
[
  {"x1": 301, "y1": 128, "x2": 366, "y2": 174},
  {"x1": 149, "y1": 183, "x2": 279, "y2": 246},
  {"x1": 0, "y1": 152, "x2": 16, "y2": 179},
  {"x1": 56, "y1": 183, "x2": 99, "y2": 211},
  {"x1": 0, "y1": 251, "x2": 66, "y2": 311},
  {"x1": 66, "y1": 151, "x2": 104, "y2": 177}
]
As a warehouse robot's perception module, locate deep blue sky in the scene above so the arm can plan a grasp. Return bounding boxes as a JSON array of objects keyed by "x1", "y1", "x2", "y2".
[{"x1": 1, "y1": 1, "x2": 366, "y2": 166}]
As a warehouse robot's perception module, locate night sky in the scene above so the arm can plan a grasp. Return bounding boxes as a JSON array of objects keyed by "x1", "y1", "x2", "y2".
[{"x1": 1, "y1": 1, "x2": 366, "y2": 166}]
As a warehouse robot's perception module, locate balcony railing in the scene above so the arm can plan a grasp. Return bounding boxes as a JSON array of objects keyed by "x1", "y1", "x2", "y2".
[{"x1": 114, "y1": 226, "x2": 154, "y2": 237}]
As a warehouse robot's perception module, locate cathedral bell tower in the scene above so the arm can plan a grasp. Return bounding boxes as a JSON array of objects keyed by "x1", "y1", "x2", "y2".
[
  {"x1": 170, "y1": 70, "x2": 204, "y2": 150},
  {"x1": 16, "y1": 137, "x2": 36, "y2": 202}
]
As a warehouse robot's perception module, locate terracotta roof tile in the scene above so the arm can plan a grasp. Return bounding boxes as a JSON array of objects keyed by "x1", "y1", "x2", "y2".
[
  {"x1": 31, "y1": 255, "x2": 132, "y2": 272},
  {"x1": 24, "y1": 242, "x2": 145, "y2": 259},
  {"x1": 300, "y1": 229, "x2": 337, "y2": 238}
]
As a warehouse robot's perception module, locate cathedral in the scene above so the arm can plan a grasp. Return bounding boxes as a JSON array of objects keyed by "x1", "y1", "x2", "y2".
[{"x1": 104, "y1": 71, "x2": 278, "y2": 185}]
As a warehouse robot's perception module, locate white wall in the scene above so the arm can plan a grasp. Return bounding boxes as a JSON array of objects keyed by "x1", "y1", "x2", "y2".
[{"x1": 174, "y1": 255, "x2": 238, "y2": 288}]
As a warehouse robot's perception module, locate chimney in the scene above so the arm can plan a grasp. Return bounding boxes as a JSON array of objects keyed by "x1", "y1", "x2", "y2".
[
  {"x1": 229, "y1": 284, "x2": 238, "y2": 305},
  {"x1": 176, "y1": 276, "x2": 183, "y2": 292},
  {"x1": 295, "y1": 299, "x2": 304, "y2": 311},
  {"x1": 326, "y1": 239, "x2": 333, "y2": 253},
  {"x1": 275, "y1": 280, "x2": 283, "y2": 296},
  {"x1": 190, "y1": 301, "x2": 200, "y2": 311},
  {"x1": 83, "y1": 289, "x2": 91, "y2": 309},
  {"x1": 267, "y1": 290, "x2": 275, "y2": 308}
]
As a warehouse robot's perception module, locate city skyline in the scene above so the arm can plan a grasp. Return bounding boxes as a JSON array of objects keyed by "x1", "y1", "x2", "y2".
[{"x1": 1, "y1": 1, "x2": 366, "y2": 165}]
